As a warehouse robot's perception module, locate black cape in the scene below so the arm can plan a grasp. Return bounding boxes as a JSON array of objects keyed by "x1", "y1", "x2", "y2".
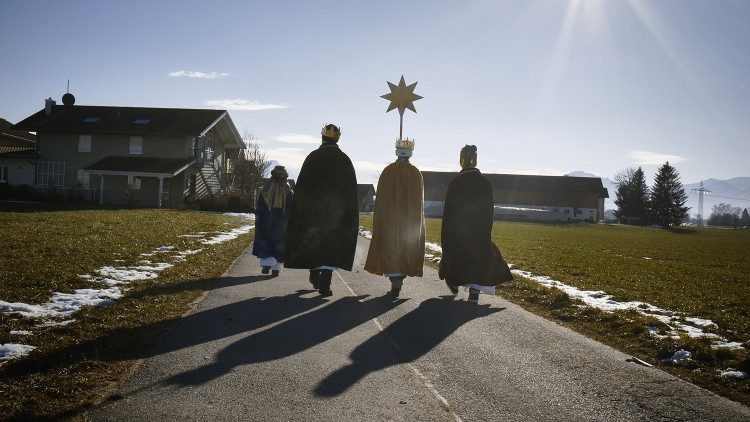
[
  {"x1": 284, "y1": 143, "x2": 359, "y2": 271},
  {"x1": 251, "y1": 189, "x2": 293, "y2": 262},
  {"x1": 439, "y1": 168, "x2": 513, "y2": 287}
]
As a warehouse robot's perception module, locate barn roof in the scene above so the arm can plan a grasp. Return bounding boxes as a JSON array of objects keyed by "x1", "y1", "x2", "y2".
[
  {"x1": 358, "y1": 184, "x2": 375, "y2": 197},
  {"x1": 422, "y1": 171, "x2": 608, "y2": 208},
  {"x1": 13, "y1": 105, "x2": 230, "y2": 137}
]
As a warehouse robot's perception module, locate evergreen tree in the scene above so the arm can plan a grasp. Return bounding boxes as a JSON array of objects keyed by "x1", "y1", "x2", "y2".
[
  {"x1": 613, "y1": 167, "x2": 650, "y2": 224},
  {"x1": 649, "y1": 162, "x2": 690, "y2": 227},
  {"x1": 741, "y1": 208, "x2": 749, "y2": 227}
]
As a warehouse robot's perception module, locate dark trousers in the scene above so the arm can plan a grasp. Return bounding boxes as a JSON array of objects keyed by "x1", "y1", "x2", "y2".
[{"x1": 309, "y1": 269, "x2": 333, "y2": 290}]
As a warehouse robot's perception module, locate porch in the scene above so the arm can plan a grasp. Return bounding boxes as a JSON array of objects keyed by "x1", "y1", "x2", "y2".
[{"x1": 84, "y1": 156, "x2": 195, "y2": 208}]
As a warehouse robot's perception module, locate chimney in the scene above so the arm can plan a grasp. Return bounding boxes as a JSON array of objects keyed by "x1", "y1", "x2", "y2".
[{"x1": 44, "y1": 97, "x2": 56, "y2": 117}]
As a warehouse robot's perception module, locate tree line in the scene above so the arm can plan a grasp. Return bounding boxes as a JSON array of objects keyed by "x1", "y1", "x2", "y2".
[
  {"x1": 613, "y1": 162, "x2": 689, "y2": 227},
  {"x1": 708, "y1": 203, "x2": 750, "y2": 227}
]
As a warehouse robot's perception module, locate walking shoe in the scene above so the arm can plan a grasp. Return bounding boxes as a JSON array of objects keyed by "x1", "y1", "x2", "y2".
[
  {"x1": 445, "y1": 281, "x2": 459, "y2": 295},
  {"x1": 319, "y1": 289, "x2": 333, "y2": 297},
  {"x1": 271, "y1": 270, "x2": 280, "y2": 277},
  {"x1": 261, "y1": 266, "x2": 270, "y2": 275},
  {"x1": 387, "y1": 287, "x2": 401, "y2": 298},
  {"x1": 468, "y1": 287, "x2": 480, "y2": 303}
]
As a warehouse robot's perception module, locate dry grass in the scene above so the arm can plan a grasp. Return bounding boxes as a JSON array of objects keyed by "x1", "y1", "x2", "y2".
[{"x1": 0, "y1": 204, "x2": 253, "y2": 420}]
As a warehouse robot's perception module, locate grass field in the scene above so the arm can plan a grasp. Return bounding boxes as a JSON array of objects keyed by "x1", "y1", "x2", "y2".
[
  {"x1": 0, "y1": 204, "x2": 253, "y2": 419},
  {"x1": 361, "y1": 214, "x2": 750, "y2": 405}
]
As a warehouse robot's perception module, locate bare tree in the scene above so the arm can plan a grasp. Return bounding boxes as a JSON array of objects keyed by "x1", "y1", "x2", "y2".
[{"x1": 230, "y1": 130, "x2": 271, "y2": 194}]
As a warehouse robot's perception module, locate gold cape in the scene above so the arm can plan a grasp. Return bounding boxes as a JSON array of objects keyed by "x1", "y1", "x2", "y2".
[{"x1": 364, "y1": 159, "x2": 425, "y2": 276}]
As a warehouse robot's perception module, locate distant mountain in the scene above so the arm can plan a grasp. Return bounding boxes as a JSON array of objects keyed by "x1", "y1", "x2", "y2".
[
  {"x1": 725, "y1": 177, "x2": 750, "y2": 192},
  {"x1": 683, "y1": 178, "x2": 750, "y2": 216},
  {"x1": 565, "y1": 171, "x2": 750, "y2": 214}
]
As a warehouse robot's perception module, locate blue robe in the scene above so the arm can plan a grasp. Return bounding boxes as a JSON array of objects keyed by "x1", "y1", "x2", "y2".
[{"x1": 252, "y1": 190, "x2": 294, "y2": 262}]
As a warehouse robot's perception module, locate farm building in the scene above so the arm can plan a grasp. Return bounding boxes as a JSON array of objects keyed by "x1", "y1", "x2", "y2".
[
  {"x1": 0, "y1": 118, "x2": 37, "y2": 186},
  {"x1": 422, "y1": 171, "x2": 609, "y2": 222},
  {"x1": 358, "y1": 184, "x2": 376, "y2": 212},
  {"x1": 12, "y1": 95, "x2": 244, "y2": 207}
]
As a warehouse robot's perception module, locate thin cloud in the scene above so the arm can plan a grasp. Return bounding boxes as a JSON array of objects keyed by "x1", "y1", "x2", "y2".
[
  {"x1": 205, "y1": 99, "x2": 289, "y2": 111},
  {"x1": 264, "y1": 147, "x2": 311, "y2": 170},
  {"x1": 169, "y1": 70, "x2": 231, "y2": 79},
  {"x1": 277, "y1": 134, "x2": 319, "y2": 144},
  {"x1": 353, "y1": 160, "x2": 388, "y2": 172},
  {"x1": 628, "y1": 150, "x2": 688, "y2": 165}
]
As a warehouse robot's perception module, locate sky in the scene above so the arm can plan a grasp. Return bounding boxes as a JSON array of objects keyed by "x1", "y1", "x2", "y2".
[{"x1": 1, "y1": 0, "x2": 749, "y2": 186}]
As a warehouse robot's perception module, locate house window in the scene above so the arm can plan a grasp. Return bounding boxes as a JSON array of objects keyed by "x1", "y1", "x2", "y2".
[
  {"x1": 78, "y1": 134, "x2": 92, "y2": 152},
  {"x1": 186, "y1": 137, "x2": 195, "y2": 157},
  {"x1": 128, "y1": 175, "x2": 142, "y2": 190},
  {"x1": 0, "y1": 165, "x2": 7, "y2": 183},
  {"x1": 129, "y1": 136, "x2": 143, "y2": 155},
  {"x1": 76, "y1": 169, "x2": 90, "y2": 188},
  {"x1": 36, "y1": 161, "x2": 67, "y2": 187}
]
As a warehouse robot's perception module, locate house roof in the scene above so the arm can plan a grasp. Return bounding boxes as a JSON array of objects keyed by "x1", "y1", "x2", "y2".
[
  {"x1": 422, "y1": 171, "x2": 608, "y2": 208},
  {"x1": 357, "y1": 184, "x2": 375, "y2": 202},
  {"x1": 84, "y1": 156, "x2": 195, "y2": 176},
  {"x1": 0, "y1": 118, "x2": 36, "y2": 144},
  {"x1": 0, "y1": 145, "x2": 36, "y2": 158},
  {"x1": 13, "y1": 105, "x2": 232, "y2": 138}
]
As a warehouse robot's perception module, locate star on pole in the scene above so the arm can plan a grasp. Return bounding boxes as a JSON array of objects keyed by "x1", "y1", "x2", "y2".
[
  {"x1": 381, "y1": 75, "x2": 423, "y2": 116},
  {"x1": 381, "y1": 75, "x2": 422, "y2": 140}
]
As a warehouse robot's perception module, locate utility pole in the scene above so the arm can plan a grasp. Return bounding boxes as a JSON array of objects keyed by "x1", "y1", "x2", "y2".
[{"x1": 691, "y1": 181, "x2": 711, "y2": 226}]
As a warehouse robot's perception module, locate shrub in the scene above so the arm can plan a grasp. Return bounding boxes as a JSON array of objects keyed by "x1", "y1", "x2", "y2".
[{"x1": 0, "y1": 183, "x2": 12, "y2": 199}]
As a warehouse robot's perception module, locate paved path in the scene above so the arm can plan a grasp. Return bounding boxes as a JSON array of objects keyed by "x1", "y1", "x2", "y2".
[{"x1": 93, "y1": 236, "x2": 750, "y2": 421}]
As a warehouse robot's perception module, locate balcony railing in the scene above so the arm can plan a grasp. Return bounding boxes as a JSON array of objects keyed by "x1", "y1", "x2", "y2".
[{"x1": 32, "y1": 186, "x2": 99, "y2": 202}]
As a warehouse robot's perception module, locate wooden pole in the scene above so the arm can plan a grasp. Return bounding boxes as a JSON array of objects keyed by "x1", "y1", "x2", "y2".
[
  {"x1": 158, "y1": 177, "x2": 164, "y2": 208},
  {"x1": 399, "y1": 112, "x2": 403, "y2": 140},
  {"x1": 99, "y1": 175, "x2": 104, "y2": 205}
]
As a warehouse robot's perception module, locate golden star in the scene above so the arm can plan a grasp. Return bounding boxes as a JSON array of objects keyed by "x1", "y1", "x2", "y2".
[{"x1": 381, "y1": 75, "x2": 423, "y2": 115}]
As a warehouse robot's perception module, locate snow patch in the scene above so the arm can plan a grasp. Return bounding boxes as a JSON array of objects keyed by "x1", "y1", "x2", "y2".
[
  {"x1": 223, "y1": 212, "x2": 255, "y2": 220},
  {"x1": 425, "y1": 242, "x2": 443, "y2": 254},
  {"x1": 662, "y1": 349, "x2": 692, "y2": 364},
  {"x1": 36, "y1": 319, "x2": 76, "y2": 328},
  {"x1": 97, "y1": 266, "x2": 161, "y2": 282},
  {"x1": 720, "y1": 369, "x2": 749, "y2": 380},
  {"x1": 10, "y1": 330, "x2": 32, "y2": 336},
  {"x1": 173, "y1": 249, "x2": 204, "y2": 261},
  {"x1": 0, "y1": 301, "x2": 54, "y2": 318},
  {"x1": 47, "y1": 288, "x2": 123, "y2": 316},
  {"x1": 0, "y1": 343, "x2": 36, "y2": 363},
  {"x1": 200, "y1": 225, "x2": 254, "y2": 245},
  {"x1": 358, "y1": 227, "x2": 372, "y2": 239},
  {"x1": 155, "y1": 245, "x2": 175, "y2": 252}
]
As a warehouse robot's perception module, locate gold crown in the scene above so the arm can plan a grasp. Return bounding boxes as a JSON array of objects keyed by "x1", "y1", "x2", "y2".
[
  {"x1": 321, "y1": 124, "x2": 341, "y2": 139},
  {"x1": 395, "y1": 137, "x2": 415, "y2": 150}
]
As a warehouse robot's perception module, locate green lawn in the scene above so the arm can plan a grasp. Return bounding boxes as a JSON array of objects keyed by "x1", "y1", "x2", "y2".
[
  {"x1": 364, "y1": 215, "x2": 750, "y2": 344},
  {"x1": 0, "y1": 204, "x2": 253, "y2": 419},
  {"x1": 487, "y1": 221, "x2": 750, "y2": 341}
]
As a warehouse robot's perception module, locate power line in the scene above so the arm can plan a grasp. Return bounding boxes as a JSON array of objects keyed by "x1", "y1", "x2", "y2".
[{"x1": 704, "y1": 194, "x2": 750, "y2": 202}]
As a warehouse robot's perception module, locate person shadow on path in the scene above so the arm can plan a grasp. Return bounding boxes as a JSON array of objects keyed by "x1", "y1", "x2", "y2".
[
  {"x1": 314, "y1": 298, "x2": 504, "y2": 397},
  {"x1": 161, "y1": 294, "x2": 408, "y2": 387},
  {"x1": 1, "y1": 276, "x2": 321, "y2": 381}
]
